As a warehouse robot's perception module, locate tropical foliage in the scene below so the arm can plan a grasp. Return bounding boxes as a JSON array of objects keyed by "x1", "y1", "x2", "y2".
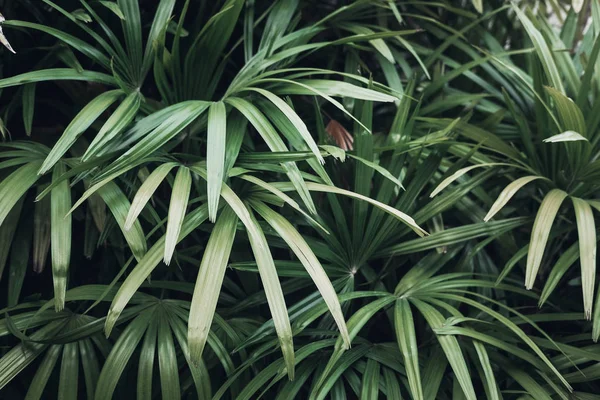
[{"x1": 0, "y1": 0, "x2": 599, "y2": 399}]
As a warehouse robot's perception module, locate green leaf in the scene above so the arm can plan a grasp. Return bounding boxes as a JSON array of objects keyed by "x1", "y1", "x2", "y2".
[
  {"x1": 117, "y1": 0, "x2": 142, "y2": 74},
  {"x1": 431, "y1": 163, "x2": 505, "y2": 198},
  {"x1": 545, "y1": 86, "x2": 586, "y2": 135},
  {"x1": 526, "y1": 189, "x2": 568, "y2": 290},
  {"x1": 572, "y1": 197, "x2": 597, "y2": 319},
  {"x1": 7, "y1": 209, "x2": 31, "y2": 306},
  {"x1": 543, "y1": 130, "x2": 588, "y2": 143},
  {"x1": 348, "y1": 154, "x2": 404, "y2": 189},
  {"x1": 512, "y1": 5, "x2": 564, "y2": 93},
  {"x1": 58, "y1": 343, "x2": 79, "y2": 400},
  {"x1": 305, "y1": 182, "x2": 427, "y2": 237},
  {"x1": 78, "y1": 339, "x2": 100, "y2": 399},
  {"x1": 96, "y1": 310, "x2": 154, "y2": 400},
  {"x1": 412, "y1": 299, "x2": 476, "y2": 400},
  {"x1": 383, "y1": 368, "x2": 402, "y2": 400},
  {"x1": 50, "y1": 163, "x2": 72, "y2": 311},
  {"x1": 240, "y1": 174, "x2": 328, "y2": 233},
  {"x1": 83, "y1": 90, "x2": 142, "y2": 161},
  {"x1": 22, "y1": 84, "x2": 36, "y2": 136},
  {"x1": 105, "y1": 205, "x2": 209, "y2": 336},
  {"x1": 0, "y1": 68, "x2": 116, "y2": 89},
  {"x1": 188, "y1": 207, "x2": 238, "y2": 364},
  {"x1": 97, "y1": 181, "x2": 147, "y2": 261},
  {"x1": 100, "y1": 1, "x2": 125, "y2": 19},
  {"x1": 94, "y1": 101, "x2": 209, "y2": 183},
  {"x1": 40, "y1": 90, "x2": 123, "y2": 175},
  {"x1": 164, "y1": 166, "x2": 191, "y2": 265},
  {"x1": 485, "y1": 176, "x2": 545, "y2": 221},
  {"x1": 313, "y1": 296, "x2": 396, "y2": 397},
  {"x1": 251, "y1": 201, "x2": 350, "y2": 348},
  {"x1": 137, "y1": 318, "x2": 157, "y2": 400},
  {"x1": 0, "y1": 161, "x2": 42, "y2": 227},
  {"x1": 207, "y1": 101, "x2": 227, "y2": 222},
  {"x1": 24, "y1": 344, "x2": 62, "y2": 400},
  {"x1": 226, "y1": 96, "x2": 316, "y2": 214},
  {"x1": 395, "y1": 298, "x2": 423, "y2": 400},
  {"x1": 125, "y1": 162, "x2": 176, "y2": 230},
  {"x1": 539, "y1": 242, "x2": 579, "y2": 306},
  {"x1": 360, "y1": 359, "x2": 380, "y2": 399},
  {"x1": 213, "y1": 177, "x2": 295, "y2": 379},
  {"x1": 0, "y1": 320, "x2": 61, "y2": 390},
  {"x1": 157, "y1": 311, "x2": 180, "y2": 399},
  {"x1": 473, "y1": 341, "x2": 499, "y2": 400},
  {"x1": 248, "y1": 87, "x2": 324, "y2": 164}
]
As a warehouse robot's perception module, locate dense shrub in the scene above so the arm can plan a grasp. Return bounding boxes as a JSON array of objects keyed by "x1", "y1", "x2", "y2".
[{"x1": 0, "y1": 1, "x2": 598, "y2": 399}]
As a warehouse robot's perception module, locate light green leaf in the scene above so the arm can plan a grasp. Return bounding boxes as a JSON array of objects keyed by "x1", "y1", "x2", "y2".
[
  {"x1": 572, "y1": 197, "x2": 596, "y2": 319},
  {"x1": 240, "y1": 174, "x2": 328, "y2": 234},
  {"x1": 545, "y1": 86, "x2": 586, "y2": 135},
  {"x1": 512, "y1": 5, "x2": 564, "y2": 93},
  {"x1": 0, "y1": 161, "x2": 42, "y2": 227},
  {"x1": 0, "y1": 68, "x2": 116, "y2": 89},
  {"x1": 431, "y1": 163, "x2": 505, "y2": 198},
  {"x1": 97, "y1": 181, "x2": 147, "y2": 261},
  {"x1": 251, "y1": 201, "x2": 349, "y2": 348},
  {"x1": 226, "y1": 96, "x2": 316, "y2": 214},
  {"x1": 164, "y1": 167, "x2": 191, "y2": 265},
  {"x1": 39, "y1": 90, "x2": 123, "y2": 175},
  {"x1": 248, "y1": 87, "x2": 324, "y2": 164},
  {"x1": 50, "y1": 163, "x2": 71, "y2": 311},
  {"x1": 105, "y1": 205, "x2": 209, "y2": 336},
  {"x1": 320, "y1": 145, "x2": 345, "y2": 162},
  {"x1": 210, "y1": 176, "x2": 295, "y2": 379},
  {"x1": 473, "y1": 341, "x2": 499, "y2": 400},
  {"x1": 485, "y1": 176, "x2": 545, "y2": 221},
  {"x1": 83, "y1": 90, "x2": 142, "y2": 161},
  {"x1": 207, "y1": 101, "x2": 227, "y2": 222},
  {"x1": 305, "y1": 182, "x2": 427, "y2": 237},
  {"x1": 99, "y1": 1, "x2": 125, "y2": 19},
  {"x1": 125, "y1": 162, "x2": 177, "y2": 230},
  {"x1": 348, "y1": 154, "x2": 403, "y2": 189},
  {"x1": 188, "y1": 207, "x2": 238, "y2": 364},
  {"x1": 0, "y1": 23, "x2": 16, "y2": 54},
  {"x1": 526, "y1": 189, "x2": 568, "y2": 290},
  {"x1": 543, "y1": 130, "x2": 587, "y2": 143}
]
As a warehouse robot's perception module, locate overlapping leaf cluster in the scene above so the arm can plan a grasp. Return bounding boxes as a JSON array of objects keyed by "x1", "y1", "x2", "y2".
[{"x1": 0, "y1": 1, "x2": 599, "y2": 399}]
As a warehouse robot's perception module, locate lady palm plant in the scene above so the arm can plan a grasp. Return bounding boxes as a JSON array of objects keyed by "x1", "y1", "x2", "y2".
[
  {"x1": 1, "y1": 1, "x2": 600, "y2": 399},
  {"x1": 427, "y1": 1, "x2": 600, "y2": 330},
  {"x1": 0, "y1": 0, "x2": 425, "y2": 396}
]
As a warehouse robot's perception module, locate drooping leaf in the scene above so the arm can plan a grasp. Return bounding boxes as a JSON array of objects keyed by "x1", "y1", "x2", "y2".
[
  {"x1": 125, "y1": 162, "x2": 177, "y2": 230},
  {"x1": 188, "y1": 207, "x2": 238, "y2": 364},
  {"x1": 525, "y1": 189, "x2": 568, "y2": 290},
  {"x1": 572, "y1": 197, "x2": 597, "y2": 319},
  {"x1": 50, "y1": 163, "x2": 72, "y2": 311},
  {"x1": 207, "y1": 101, "x2": 227, "y2": 222},
  {"x1": 164, "y1": 166, "x2": 191, "y2": 265}
]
